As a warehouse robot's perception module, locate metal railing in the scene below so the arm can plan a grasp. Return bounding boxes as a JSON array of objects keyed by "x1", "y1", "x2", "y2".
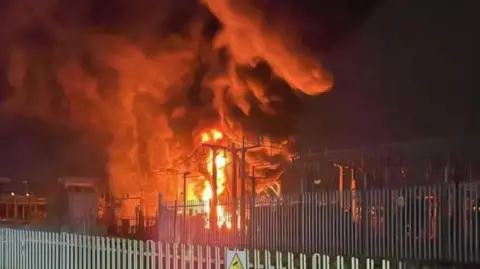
[
  {"x1": 0, "y1": 228, "x2": 399, "y2": 269},
  {"x1": 158, "y1": 181, "x2": 480, "y2": 263},
  {"x1": 0, "y1": 195, "x2": 46, "y2": 223}
]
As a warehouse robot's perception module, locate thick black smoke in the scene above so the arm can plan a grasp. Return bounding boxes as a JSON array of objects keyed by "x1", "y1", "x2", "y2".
[{"x1": 0, "y1": 0, "x2": 380, "y2": 197}]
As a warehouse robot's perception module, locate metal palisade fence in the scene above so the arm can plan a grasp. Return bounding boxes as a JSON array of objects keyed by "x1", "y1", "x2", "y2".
[
  {"x1": 0, "y1": 228, "x2": 401, "y2": 269},
  {"x1": 158, "y1": 181, "x2": 480, "y2": 264}
]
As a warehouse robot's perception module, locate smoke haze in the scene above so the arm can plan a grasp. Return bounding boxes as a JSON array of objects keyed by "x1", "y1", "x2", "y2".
[
  {"x1": 0, "y1": 0, "x2": 380, "y2": 200},
  {"x1": 0, "y1": 0, "x2": 335, "y2": 200}
]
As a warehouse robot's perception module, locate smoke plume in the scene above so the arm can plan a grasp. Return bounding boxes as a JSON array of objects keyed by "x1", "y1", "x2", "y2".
[{"x1": 0, "y1": 0, "x2": 333, "y2": 203}]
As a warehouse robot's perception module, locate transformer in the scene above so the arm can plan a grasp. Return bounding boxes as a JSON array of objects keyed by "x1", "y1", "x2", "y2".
[{"x1": 48, "y1": 176, "x2": 104, "y2": 234}]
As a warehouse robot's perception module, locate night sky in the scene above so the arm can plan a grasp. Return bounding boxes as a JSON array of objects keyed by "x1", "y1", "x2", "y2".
[
  {"x1": 0, "y1": 0, "x2": 479, "y2": 191},
  {"x1": 298, "y1": 0, "x2": 479, "y2": 150}
]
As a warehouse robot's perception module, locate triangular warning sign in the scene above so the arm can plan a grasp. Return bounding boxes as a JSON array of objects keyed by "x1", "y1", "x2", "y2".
[{"x1": 228, "y1": 253, "x2": 244, "y2": 269}]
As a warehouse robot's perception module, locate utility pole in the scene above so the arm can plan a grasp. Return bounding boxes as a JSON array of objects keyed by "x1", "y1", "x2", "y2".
[
  {"x1": 211, "y1": 148, "x2": 218, "y2": 231},
  {"x1": 202, "y1": 135, "x2": 262, "y2": 245},
  {"x1": 250, "y1": 167, "x2": 257, "y2": 198},
  {"x1": 183, "y1": 172, "x2": 190, "y2": 209},
  {"x1": 240, "y1": 142, "x2": 246, "y2": 243},
  {"x1": 238, "y1": 136, "x2": 262, "y2": 246},
  {"x1": 182, "y1": 172, "x2": 190, "y2": 241},
  {"x1": 201, "y1": 142, "x2": 232, "y2": 233},
  {"x1": 333, "y1": 163, "x2": 345, "y2": 208},
  {"x1": 247, "y1": 166, "x2": 267, "y2": 247},
  {"x1": 231, "y1": 145, "x2": 238, "y2": 200},
  {"x1": 230, "y1": 144, "x2": 238, "y2": 235},
  {"x1": 248, "y1": 167, "x2": 268, "y2": 205}
]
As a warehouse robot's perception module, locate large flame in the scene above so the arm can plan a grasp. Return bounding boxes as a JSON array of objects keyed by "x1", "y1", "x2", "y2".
[
  {"x1": 0, "y1": 0, "x2": 333, "y2": 218},
  {"x1": 199, "y1": 129, "x2": 231, "y2": 228}
]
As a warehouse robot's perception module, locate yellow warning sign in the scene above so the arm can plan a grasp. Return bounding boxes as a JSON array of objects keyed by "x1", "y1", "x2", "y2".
[{"x1": 228, "y1": 253, "x2": 244, "y2": 269}]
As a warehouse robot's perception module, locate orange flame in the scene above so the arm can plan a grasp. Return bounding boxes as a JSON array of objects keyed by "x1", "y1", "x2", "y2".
[
  {"x1": 199, "y1": 129, "x2": 232, "y2": 229},
  {"x1": 0, "y1": 0, "x2": 332, "y2": 221}
]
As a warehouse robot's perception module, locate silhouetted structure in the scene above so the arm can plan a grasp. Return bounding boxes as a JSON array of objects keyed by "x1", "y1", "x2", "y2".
[
  {"x1": 158, "y1": 136, "x2": 480, "y2": 265},
  {"x1": 283, "y1": 136, "x2": 480, "y2": 193}
]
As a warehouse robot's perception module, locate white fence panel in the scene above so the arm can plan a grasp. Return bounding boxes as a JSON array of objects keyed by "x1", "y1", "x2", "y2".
[
  {"x1": 0, "y1": 229, "x2": 157, "y2": 269},
  {"x1": 1, "y1": 228, "x2": 403, "y2": 269}
]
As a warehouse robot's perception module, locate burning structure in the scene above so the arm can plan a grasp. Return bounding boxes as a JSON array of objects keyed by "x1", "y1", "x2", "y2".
[{"x1": 0, "y1": 0, "x2": 333, "y2": 220}]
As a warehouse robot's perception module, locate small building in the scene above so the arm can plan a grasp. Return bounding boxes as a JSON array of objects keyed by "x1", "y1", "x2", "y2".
[{"x1": 48, "y1": 176, "x2": 104, "y2": 234}]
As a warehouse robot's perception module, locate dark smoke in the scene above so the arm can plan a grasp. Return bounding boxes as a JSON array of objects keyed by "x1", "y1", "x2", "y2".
[{"x1": 0, "y1": 0, "x2": 380, "y2": 195}]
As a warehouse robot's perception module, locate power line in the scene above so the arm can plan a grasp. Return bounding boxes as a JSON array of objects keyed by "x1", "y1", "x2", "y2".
[
  {"x1": 153, "y1": 134, "x2": 290, "y2": 176},
  {"x1": 228, "y1": 139, "x2": 290, "y2": 150}
]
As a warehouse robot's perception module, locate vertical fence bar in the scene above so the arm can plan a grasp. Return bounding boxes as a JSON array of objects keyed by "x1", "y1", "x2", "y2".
[
  {"x1": 17, "y1": 229, "x2": 21, "y2": 269},
  {"x1": 19, "y1": 229, "x2": 24, "y2": 269},
  {"x1": 300, "y1": 191, "x2": 305, "y2": 254},
  {"x1": 0, "y1": 229, "x2": 3, "y2": 269},
  {"x1": 281, "y1": 196, "x2": 286, "y2": 252},
  {"x1": 92, "y1": 236, "x2": 98, "y2": 269},
  {"x1": 12, "y1": 230, "x2": 15, "y2": 269},
  {"x1": 7, "y1": 229, "x2": 11, "y2": 268},
  {"x1": 158, "y1": 241, "x2": 164, "y2": 269},
  {"x1": 107, "y1": 237, "x2": 113, "y2": 269},
  {"x1": 462, "y1": 183, "x2": 468, "y2": 263},
  {"x1": 475, "y1": 182, "x2": 479, "y2": 263},
  {"x1": 95, "y1": 236, "x2": 101, "y2": 269},
  {"x1": 148, "y1": 241, "x2": 156, "y2": 269},
  {"x1": 41, "y1": 230, "x2": 47, "y2": 269},
  {"x1": 453, "y1": 183, "x2": 458, "y2": 262},
  {"x1": 166, "y1": 242, "x2": 172, "y2": 269},
  {"x1": 0, "y1": 228, "x2": 420, "y2": 269},
  {"x1": 53, "y1": 232, "x2": 58, "y2": 269},
  {"x1": 5, "y1": 181, "x2": 480, "y2": 266},
  {"x1": 24, "y1": 230, "x2": 29, "y2": 269},
  {"x1": 28, "y1": 230, "x2": 33, "y2": 269},
  {"x1": 197, "y1": 245, "x2": 202, "y2": 269},
  {"x1": 115, "y1": 238, "x2": 121, "y2": 269},
  {"x1": 310, "y1": 193, "x2": 314, "y2": 253},
  {"x1": 362, "y1": 188, "x2": 369, "y2": 259},
  {"x1": 79, "y1": 234, "x2": 84, "y2": 269},
  {"x1": 89, "y1": 235, "x2": 94, "y2": 269}
]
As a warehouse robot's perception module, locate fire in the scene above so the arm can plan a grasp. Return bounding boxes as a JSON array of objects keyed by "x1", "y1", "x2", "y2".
[
  {"x1": 199, "y1": 129, "x2": 232, "y2": 229},
  {"x1": 1, "y1": 0, "x2": 333, "y2": 222}
]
